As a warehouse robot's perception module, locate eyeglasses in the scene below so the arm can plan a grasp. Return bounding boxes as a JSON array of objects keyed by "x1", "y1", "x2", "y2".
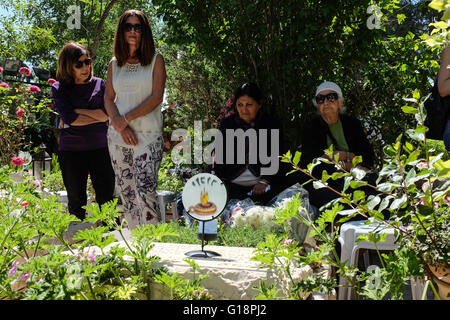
[
  {"x1": 124, "y1": 23, "x2": 143, "y2": 33},
  {"x1": 74, "y1": 58, "x2": 92, "y2": 69},
  {"x1": 315, "y1": 92, "x2": 339, "y2": 105}
]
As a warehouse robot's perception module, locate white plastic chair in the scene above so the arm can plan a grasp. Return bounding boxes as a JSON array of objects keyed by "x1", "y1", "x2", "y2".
[
  {"x1": 337, "y1": 219, "x2": 399, "y2": 300},
  {"x1": 157, "y1": 190, "x2": 178, "y2": 223}
]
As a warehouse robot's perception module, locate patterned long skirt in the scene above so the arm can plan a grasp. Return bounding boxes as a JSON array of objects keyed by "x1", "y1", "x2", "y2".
[{"x1": 108, "y1": 136, "x2": 163, "y2": 229}]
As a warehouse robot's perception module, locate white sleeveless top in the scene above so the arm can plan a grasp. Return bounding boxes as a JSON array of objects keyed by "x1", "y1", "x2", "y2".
[{"x1": 107, "y1": 53, "x2": 163, "y2": 147}]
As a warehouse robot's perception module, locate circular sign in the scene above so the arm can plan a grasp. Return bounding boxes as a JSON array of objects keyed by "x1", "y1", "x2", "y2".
[{"x1": 182, "y1": 173, "x2": 227, "y2": 221}]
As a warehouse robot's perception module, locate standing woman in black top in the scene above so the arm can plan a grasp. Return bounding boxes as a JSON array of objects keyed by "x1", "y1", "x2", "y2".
[{"x1": 52, "y1": 42, "x2": 116, "y2": 221}]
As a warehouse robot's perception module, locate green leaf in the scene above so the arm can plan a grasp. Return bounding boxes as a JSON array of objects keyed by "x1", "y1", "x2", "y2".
[
  {"x1": 352, "y1": 155, "x2": 363, "y2": 167},
  {"x1": 350, "y1": 180, "x2": 368, "y2": 189},
  {"x1": 367, "y1": 196, "x2": 381, "y2": 210},
  {"x1": 429, "y1": 0, "x2": 446, "y2": 12},
  {"x1": 417, "y1": 204, "x2": 434, "y2": 216},
  {"x1": 415, "y1": 125, "x2": 428, "y2": 134},
  {"x1": 321, "y1": 170, "x2": 330, "y2": 182},
  {"x1": 293, "y1": 151, "x2": 301, "y2": 166},
  {"x1": 351, "y1": 166, "x2": 367, "y2": 180},
  {"x1": 390, "y1": 194, "x2": 407, "y2": 210},
  {"x1": 353, "y1": 190, "x2": 366, "y2": 203},
  {"x1": 313, "y1": 180, "x2": 326, "y2": 189},
  {"x1": 397, "y1": 14, "x2": 406, "y2": 24},
  {"x1": 401, "y1": 106, "x2": 418, "y2": 114}
]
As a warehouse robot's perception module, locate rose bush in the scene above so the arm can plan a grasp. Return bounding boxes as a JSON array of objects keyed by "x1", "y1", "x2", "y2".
[{"x1": 0, "y1": 72, "x2": 55, "y2": 166}]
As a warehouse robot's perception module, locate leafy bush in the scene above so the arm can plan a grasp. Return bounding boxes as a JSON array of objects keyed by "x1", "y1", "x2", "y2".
[
  {"x1": 0, "y1": 164, "x2": 209, "y2": 300},
  {"x1": 0, "y1": 77, "x2": 55, "y2": 166}
]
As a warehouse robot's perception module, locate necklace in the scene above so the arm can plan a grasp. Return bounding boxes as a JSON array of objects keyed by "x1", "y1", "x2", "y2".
[{"x1": 126, "y1": 63, "x2": 139, "y2": 73}]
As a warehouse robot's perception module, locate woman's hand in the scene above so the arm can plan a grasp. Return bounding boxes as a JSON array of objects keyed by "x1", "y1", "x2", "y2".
[
  {"x1": 252, "y1": 182, "x2": 268, "y2": 195},
  {"x1": 120, "y1": 126, "x2": 138, "y2": 146},
  {"x1": 110, "y1": 115, "x2": 128, "y2": 132}
]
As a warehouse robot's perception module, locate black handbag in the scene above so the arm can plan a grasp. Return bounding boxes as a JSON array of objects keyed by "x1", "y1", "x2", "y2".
[{"x1": 424, "y1": 80, "x2": 450, "y2": 140}]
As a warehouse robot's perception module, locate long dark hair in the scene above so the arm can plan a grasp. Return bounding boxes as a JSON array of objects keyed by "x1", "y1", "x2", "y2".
[
  {"x1": 56, "y1": 42, "x2": 93, "y2": 86},
  {"x1": 113, "y1": 9, "x2": 155, "y2": 67}
]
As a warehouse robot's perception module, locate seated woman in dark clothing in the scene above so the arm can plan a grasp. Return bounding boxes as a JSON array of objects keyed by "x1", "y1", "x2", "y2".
[
  {"x1": 300, "y1": 81, "x2": 377, "y2": 211},
  {"x1": 213, "y1": 82, "x2": 289, "y2": 205}
]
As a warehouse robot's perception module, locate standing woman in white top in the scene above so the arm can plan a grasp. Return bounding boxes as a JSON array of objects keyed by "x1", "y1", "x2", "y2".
[{"x1": 104, "y1": 9, "x2": 166, "y2": 229}]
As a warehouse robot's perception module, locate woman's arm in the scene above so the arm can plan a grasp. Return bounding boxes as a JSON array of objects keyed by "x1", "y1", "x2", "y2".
[
  {"x1": 52, "y1": 85, "x2": 102, "y2": 127},
  {"x1": 74, "y1": 108, "x2": 108, "y2": 122},
  {"x1": 70, "y1": 114, "x2": 105, "y2": 126},
  {"x1": 104, "y1": 60, "x2": 124, "y2": 131},
  {"x1": 104, "y1": 60, "x2": 137, "y2": 145},
  {"x1": 438, "y1": 45, "x2": 450, "y2": 97},
  {"x1": 120, "y1": 54, "x2": 166, "y2": 122}
]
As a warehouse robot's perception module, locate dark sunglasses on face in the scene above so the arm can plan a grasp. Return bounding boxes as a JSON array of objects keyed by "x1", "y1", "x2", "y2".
[
  {"x1": 124, "y1": 23, "x2": 143, "y2": 33},
  {"x1": 74, "y1": 58, "x2": 92, "y2": 69},
  {"x1": 315, "y1": 92, "x2": 339, "y2": 105}
]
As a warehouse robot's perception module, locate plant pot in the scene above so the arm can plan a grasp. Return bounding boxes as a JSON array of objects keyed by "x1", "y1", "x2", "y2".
[
  {"x1": 429, "y1": 264, "x2": 450, "y2": 300},
  {"x1": 432, "y1": 275, "x2": 450, "y2": 300},
  {"x1": 429, "y1": 264, "x2": 450, "y2": 284}
]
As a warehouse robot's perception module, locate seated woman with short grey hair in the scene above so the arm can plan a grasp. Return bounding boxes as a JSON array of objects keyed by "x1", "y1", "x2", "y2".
[{"x1": 299, "y1": 81, "x2": 377, "y2": 211}]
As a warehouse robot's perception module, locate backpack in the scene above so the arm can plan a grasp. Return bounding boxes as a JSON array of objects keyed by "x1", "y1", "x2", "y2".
[{"x1": 424, "y1": 80, "x2": 450, "y2": 140}]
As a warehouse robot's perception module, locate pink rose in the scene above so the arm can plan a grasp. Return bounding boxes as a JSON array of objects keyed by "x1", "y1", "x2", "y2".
[
  {"x1": 47, "y1": 78, "x2": 56, "y2": 85},
  {"x1": 18, "y1": 67, "x2": 31, "y2": 77},
  {"x1": 0, "y1": 82, "x2": 9, "y2": 89},
  {"x1": 0, "y1": 66, "x2": 3, "y2": 73},
  {"x1": 220, "y1": 108, "x2": 227, "y2": 113},
  {"x1": 226, "y1": 110, "x2": 235, "y2": 117},
  {"x1": 417, "y1": 162, "x2": 428, "y2": 169},
  {"x1": 16, "y1": 108, "x2": 26, "y2": 118},
  {"x1": 11, "y1": 156, "x2": 24, "y2": 166},
  {"x1": 28, "y1": 85, "x2": 41, "y2": 93},
  {"x1": 226, "y1": 97, "x2": 233, "y2": 108},
  {"x1": 415, "y1": 197, "x2": 426, "y2": 206}
]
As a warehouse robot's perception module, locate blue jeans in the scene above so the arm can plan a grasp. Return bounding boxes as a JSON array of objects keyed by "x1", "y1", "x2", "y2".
[{"x1": 444, "y1": 119, "x2": 450, "y2": 151}]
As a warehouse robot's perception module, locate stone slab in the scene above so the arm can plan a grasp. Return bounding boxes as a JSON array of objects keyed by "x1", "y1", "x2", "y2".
[{"x1": 81, "y1": 240, "x2": 314, "y2": 300}]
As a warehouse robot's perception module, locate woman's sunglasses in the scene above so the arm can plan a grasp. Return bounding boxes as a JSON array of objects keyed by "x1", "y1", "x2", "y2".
[
  {"x1": 315, "y1": 92, "x2": 339, "y2": 105},
  {"x1": 124, "y1": 23, "x2": 143, "y2": 33},
  {"x1": 74, "y1": 58, "x2": 92, "y2": 69}
]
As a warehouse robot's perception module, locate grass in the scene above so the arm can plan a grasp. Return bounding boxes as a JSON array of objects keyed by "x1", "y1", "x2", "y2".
[{"x1": 160, "y1": 220, "x2": 287, "y2": 248}]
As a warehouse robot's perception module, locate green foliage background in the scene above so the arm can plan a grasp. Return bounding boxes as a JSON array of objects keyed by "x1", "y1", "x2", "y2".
[{"x1": 0, "y1": 0, "x2": 445, "y2": 167}]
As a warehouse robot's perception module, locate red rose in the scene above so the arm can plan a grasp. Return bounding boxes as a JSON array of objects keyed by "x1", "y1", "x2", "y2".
[
  {"x1": 28, "y1": 85, "x2": 41, "y2": 93},
  {"x1": 11, "y1": 156, "x2": 24, "y2": 166},
  {"x1": 16, "y1": 108, "x2": 26, "y2": 118},
  {"x1": 18, "y1": 67, "x2": 31, "y2": 77}
]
